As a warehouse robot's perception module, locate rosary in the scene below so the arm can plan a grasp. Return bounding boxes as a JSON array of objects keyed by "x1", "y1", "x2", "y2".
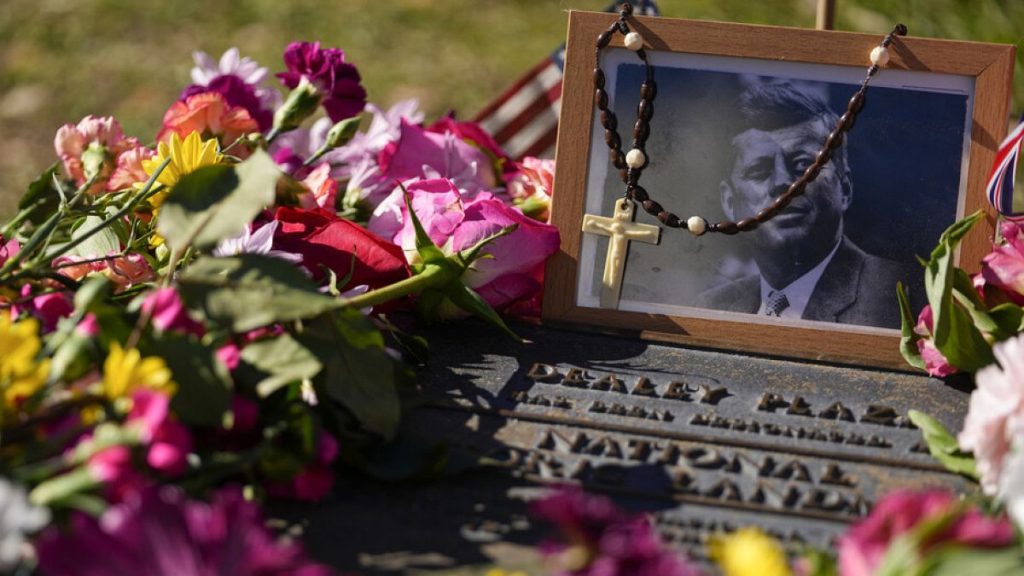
[{"x1": 582, "y1": 2, "x2": 908, "y2": 309}]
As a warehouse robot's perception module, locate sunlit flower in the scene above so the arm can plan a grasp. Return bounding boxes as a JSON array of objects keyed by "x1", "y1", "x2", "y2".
[
  {"x1": 52, "y1": 254, "x2": 155, "y2": 292},
  {"x1": 277, "y1": 41, "x2": 366, "y2": 123},
  {"x1": 0, "y1": 316, "x2": 50, "y2": 413},
  {"x1": 53, "y1": 115, "x2": 140, "y2": 192},
  {"x1": 299, "y1": 163, "x2": 338, "y2": 211},
  {"x1": 107, "y1": 145, "x2": 155, "y2": 190},
  {"x1": 186, "y1": 47, "x2": 280, "y2": 130},
  {"x1": 960, "y1": 334, "x2": 1024, "y2": 494},
  {"x1": 157, "y1": 92, "x2": 259, "y2": 152},
  {"x1": 0, "y1": 478, "x2": 49, "y2": 573},
  {"x1": 708, "y1": 528, "x2": 791, "y2": 576},
  {"x1": 505, "y1": 156, "x2": 555, "y2": 221},
  {"x1": 141, "y1": 131, "x2": 225, "y2": 208},
  {"x1": 212, "y1": 220, "x2": 303, "y2": 264},
  {"x1": 101, "y1": 343, "x2": 176, "y2": 402}
]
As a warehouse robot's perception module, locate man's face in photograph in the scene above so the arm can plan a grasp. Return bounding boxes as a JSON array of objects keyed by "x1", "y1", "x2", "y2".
[{"x1": 722, "y1": 118, "x2": 851, "y2": 253}]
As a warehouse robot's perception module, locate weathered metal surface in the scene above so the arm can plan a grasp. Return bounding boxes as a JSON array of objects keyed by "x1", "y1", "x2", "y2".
[{"x1": 282, "y1": 321, "x2": 972, "y2": 573}]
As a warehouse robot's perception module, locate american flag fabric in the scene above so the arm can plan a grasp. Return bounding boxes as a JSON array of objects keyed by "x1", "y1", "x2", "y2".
[
  {"x1": 474, "y1": 1, "x2": 659, "y2": 160},
  {"x1": 987, "y1": 114, "x2": 1024, "y2": 219}
]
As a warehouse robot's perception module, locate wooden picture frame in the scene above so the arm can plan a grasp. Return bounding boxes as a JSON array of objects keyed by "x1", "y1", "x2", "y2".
[{"x1": 542, "y1": 11, "x2": 1016, "y2": 370}]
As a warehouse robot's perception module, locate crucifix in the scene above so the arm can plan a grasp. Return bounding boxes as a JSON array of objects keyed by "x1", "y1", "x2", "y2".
[{"x1": 582, "y1": 198, "x2": 661, "y2": 308}]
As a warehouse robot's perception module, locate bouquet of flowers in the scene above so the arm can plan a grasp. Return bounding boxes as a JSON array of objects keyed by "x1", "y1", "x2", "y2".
[{"x1": 0, "y1": 42, "x2": 560, "y2": 574}]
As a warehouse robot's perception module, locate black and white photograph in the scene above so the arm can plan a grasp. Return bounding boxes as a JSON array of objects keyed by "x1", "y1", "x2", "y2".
[{"x1": 577, "y1": 48, "x2": 974, "y2": 333}]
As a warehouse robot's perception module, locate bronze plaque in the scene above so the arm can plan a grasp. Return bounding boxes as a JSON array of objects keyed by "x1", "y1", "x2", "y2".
[{"x1": 281, "y1": 322, "x2": 971, "y2": 572}]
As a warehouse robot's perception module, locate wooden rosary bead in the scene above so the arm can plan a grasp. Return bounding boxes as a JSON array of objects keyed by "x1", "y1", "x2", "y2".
[
  {"x1": 847, "y1": 91, "x2": 866, "y2": 113},
  {"x1": 605, "y1": 130, "x2": 621, "y2": 149},
  {"x1": 600, "y1": 110, "x2": 616, "y2": 130},
  {"x1": 815, "y1": 149, "x2": 833, "y2": 166},
  {"x1": 663, "y1": 213, "x2": 681, "y2": 228},
  {"x1": 736, "y1": 218, "x2": 759, "y2": 232},
  {"x1": 593, "y1": 68, "x2": 606, "y2": 89},
  {"x1": 714, "y1": 221, "x2": 739, "y2": 235},
  {"x1": 756, "y1": 205, "x2": 781, "y2": 222},
  {"x1": 633, "y1": 119, "x2": 649, "y2": 143},
  {"x1": 642, "y1": 199, "x2": 663, "y2": 214},
  {"x1": 595, "y1": 89, "x2": 608, "y2": 109},
  {"x1": 641, "y1": 81, "x2": 656, "y2": 100},
  {"x1": 610, "y1": 149, "x2": 625, "y2": 169},
  {"x1": 630, "y1": 185, "x2": 649, "y2": 202},
  {"x1": 639, "y1": 99, "x2": 654, "y2": 121},
  {"x1": 597, "y1": 29, "x2": 615, "y2": 49}
]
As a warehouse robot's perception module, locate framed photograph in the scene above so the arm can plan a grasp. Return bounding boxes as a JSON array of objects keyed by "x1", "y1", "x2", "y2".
[{"x1": 543, "y1": 11, "x2": 1016, "y2": 370}]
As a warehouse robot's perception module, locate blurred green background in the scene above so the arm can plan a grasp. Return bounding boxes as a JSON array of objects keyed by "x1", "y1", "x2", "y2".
[{"x1": 1, "y1": 0, "x2": 1021, "y2": 219}]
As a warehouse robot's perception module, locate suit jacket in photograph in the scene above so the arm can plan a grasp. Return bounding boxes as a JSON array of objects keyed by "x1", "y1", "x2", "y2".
[{"x1": 694, "y1": 237, "x2": 921, "y2": 329}]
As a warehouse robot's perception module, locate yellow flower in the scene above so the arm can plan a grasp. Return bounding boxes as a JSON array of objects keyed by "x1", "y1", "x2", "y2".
[
  {"x1": 484, "y1": 569, "x2": 529, "y2": 576},
  {"x1": 708, "y1": 527, "x2": 791, "y2": 576},
  {"x1": 140, "y1": 130, "x2": 225, "y2": 209},
  {"x1": 102, "y1": 342, "x2": 176, "y2": 400},
  {"x1": 0, "y1": 315, "x2": 50, "y2": 411}
]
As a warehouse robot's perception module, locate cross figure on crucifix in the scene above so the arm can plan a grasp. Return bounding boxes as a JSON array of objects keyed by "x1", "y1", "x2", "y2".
[{"x1": 582, "y1": 198, "x2": 661, "y2": 309}]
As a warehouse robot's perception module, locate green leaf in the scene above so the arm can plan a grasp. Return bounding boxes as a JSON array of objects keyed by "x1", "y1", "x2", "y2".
[
  {"x1": 240, "y1": 333, "x2": 323, "y2": 398},
  {"x1": 156, "y1": 149, "x2": 279, "y2": 252},
  {"x1": 991, "y1": 303, "x2": 1024, "y2": 335},
  {"x1": 898, "y1": 282, "x2": 926, "y2": 370},
  {"x1": 17, "y1": 163, "x2": 61, "y2": 226},
  {"x1": 923, "y1": 212, "x2": 994, "y2": 371},
  {"x1": 443, "y1": 281, "x2": 522, "y2": 342},
  {"x1": 300, "y1": 311, "x2": 401, "y2": 440},
  {"x1": 907, "y1": 410, "x2": 979, "y2": 479},
  {"x1": 145, "y1": 333, "x2": 232, "y2": 426},
  {"x1": 177, "y1": 254, "x2": 342, "y2": 332},
  {"x1": 924, "y1": 546, "x2": 1024, "y2": 576},
  {"x1": 68, "y1": 213, "x2": 121, "y2": 258}
]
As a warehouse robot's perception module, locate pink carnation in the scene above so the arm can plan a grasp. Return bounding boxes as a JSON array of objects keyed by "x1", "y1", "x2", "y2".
[
  {"x1": 53, "y1": 253, "x2": 155, "y2": 292},
  {"x1": 299, "y1": 163, "x2": 338, "y2": 212},
  {"x1": 959, "y1": 334, "x2": 1024, "y2": 495},
  {"x1": 53, "y1": 115, "x2": 140, "y2": 192},
  {"x1": 838, "y1": 489, "x2": 1014, "y2": 576}
]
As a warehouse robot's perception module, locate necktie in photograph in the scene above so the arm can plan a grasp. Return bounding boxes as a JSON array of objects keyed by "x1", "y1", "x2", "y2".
[{"x1": 765, "y1": 290, "x2": 790, "y2": 316}]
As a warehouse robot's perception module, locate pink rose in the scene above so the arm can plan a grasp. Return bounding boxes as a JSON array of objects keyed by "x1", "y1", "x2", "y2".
[
  {"x1": 913, "y1": 305, "x2": 957, "y2": 377},
  {"x1": 980, "y1": 220, "x2": 1024, "y2": 306},
  {"x1": 959, "y1": 334, "x2": 1024, "y2": 495},
  {"x1": 838, "y1": 489, "x2": 1014, "y2": 576},
  {"x1": 378, "y1": 120, "x2": 497, "y2": 193},
  {"x1": 370, "y1": 178, "x2": 560, "y2": 313}
]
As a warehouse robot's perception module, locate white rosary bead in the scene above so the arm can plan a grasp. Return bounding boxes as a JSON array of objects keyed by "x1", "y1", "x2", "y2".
[
  {"x1": 624, "y1": 32, "x2": 644, "y2": 51},
  {"x1": 870, "y1": 46, "x2": 890, "y2": 67},
  {"x1": 625, "y1": 148, "x2": 646, "y2": 168},
  {"x1": 687, "y1": 216, "x2": 707, "y2": 236}
]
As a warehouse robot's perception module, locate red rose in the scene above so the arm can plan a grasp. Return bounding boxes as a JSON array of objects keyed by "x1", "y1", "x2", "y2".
[{"x1": 272, "y1": 206, "x2": 409, "y2": 290}]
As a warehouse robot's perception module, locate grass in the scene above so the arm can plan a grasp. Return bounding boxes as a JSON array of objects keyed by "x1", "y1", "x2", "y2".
[{"x1": 0, "y1": 0, "x2": 1021, "y2": 219}]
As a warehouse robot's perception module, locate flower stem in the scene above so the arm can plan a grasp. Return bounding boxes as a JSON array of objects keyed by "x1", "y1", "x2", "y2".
[{"x1": 342, "y1": 264, "x2": 450, "y2": 310}]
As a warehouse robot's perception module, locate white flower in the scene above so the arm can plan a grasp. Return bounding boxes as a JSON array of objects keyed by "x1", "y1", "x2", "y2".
[
  {"x1": 959, "y1": 334, "x2": 1024, "y2": 495},
  {"x1": 191, "y1": 47, "x2": 268, "y2": 86},
  {"x1": 212, "y1": 221, "x2": 303, "y2": 264},
  {"x1": 999, "y1": 444, "x2": 1024, "y2": 531},
  {"x1": 0, "y1": 478, "x2": 49, "y2": 571}
]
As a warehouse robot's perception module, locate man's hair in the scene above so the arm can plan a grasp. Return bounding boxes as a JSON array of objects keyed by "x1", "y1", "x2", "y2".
[{"x1": 733, "y1": 81, "x2": 850, "y2": 178}]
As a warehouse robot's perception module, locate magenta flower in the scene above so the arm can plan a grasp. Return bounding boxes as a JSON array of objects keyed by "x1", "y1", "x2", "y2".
[
  {"x1": 981, "y1": 220, "x2": 1024, "y2": 306},
  {"x1": 369, "y1": 178, "x2": 559, "y2": 313},
  {"x1": 835, "y1": 487, "x2": 1011, "y2": 573},
  {"x1": 838, "y1": 489, "x2": 1014, "y2": 576},
  {"x1": 913, "y1": 305, "x2": 957, "y2": 377},
  {"x1": 427, "y1": 115, "x2": 511, "y2": 169},
  {"x1": 12, "y1": 286, "x2": 73, "y2": 333},
  {"x1": 141, "y1": 287, "x2": 204, "y2": 336},
  {"x1": 86, "y1": 445, "x2": 147, "y2": 501},
  {"x1": 126, "y1": 390, "x2": 193, "y2": 477},
  {"x1": 277, "y1": 41, "x2": 366, "y2": 123},
  {"x1": 378, "y1": 120, "x2": 497, "y2": 194},
  {"x1": 36, "y1": 486, "x2": 333, "y2": 576},
  {"x1": 0, "y1": 235, "x2": 19, "y2": 268},
  {"x1": 959, "y1": 334, "x2": 1024, "y2": 495},
  {"x1": 266, "y1": 432, "x2": 339, "y2": 502},
  {"x1": 531, "y1": 487, "x2": 700, "y2": 576}
]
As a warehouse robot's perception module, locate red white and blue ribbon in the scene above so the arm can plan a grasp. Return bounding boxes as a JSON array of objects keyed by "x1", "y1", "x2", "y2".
[{"x1": 987, "y1": 114, "x2": 1024, "y2": 219}]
